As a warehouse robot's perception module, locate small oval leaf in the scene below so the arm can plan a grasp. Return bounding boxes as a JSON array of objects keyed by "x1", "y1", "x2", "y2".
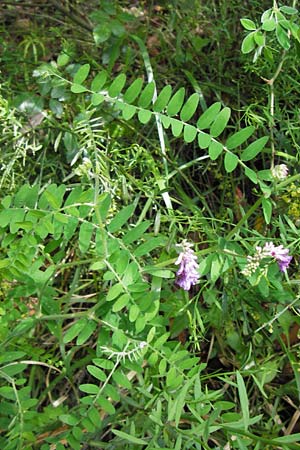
[
  {"x1": 241, "y1": 136, "x2": 269, "y2": 161},
  {"x1": 180, "y1": 93, "x2": 199, "y2": 121},
  {"x1": 73, "y1": 64, "x2": 90, "y2": 84},
  {"x1": 124, "y1": 78, "x2": 144, "y2": 103},
  {"x1": 108, "y1": 73, "x2": 127, "y2": 98},
  {"x1": 167, "y1": 87, "x2": 185, "y2": 116},
  {"x1": 138, "y1": 81, "x2": 155, "y2": 108},
  {"x1": 197, "y1": 102, "x2": 221, "y2": 130},
  {"x1": 224, "y1": 152, "x2": 239, "y2": 173},
  {"x1": 210, "y1": 107, "x2": 231, "y2": 137},
  {"x1": 153, "y1": 85, "x2": 172, "y2": 112}
]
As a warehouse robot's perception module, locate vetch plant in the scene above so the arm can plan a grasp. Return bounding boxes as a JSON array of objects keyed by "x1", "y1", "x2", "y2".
[
  {"x1": 175, "y1": 240, "x2": 200, "y2": 291},
  {"x1": 242, "y1": 241, "x2": 292, "y2": 277}
]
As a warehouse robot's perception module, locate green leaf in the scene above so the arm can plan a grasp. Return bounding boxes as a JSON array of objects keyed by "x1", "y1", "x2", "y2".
[
  {"x1": 241, "y1": 32, "x2": 256, "y2": 54},
  {"x1": 124, "y1": 78, "x2": 144, "y2": 103},
  {"x1": 160, "y1": 114, "x2": 171, "y2": 128},
  {"x1": 71, "y1": 84, "x2": 88, "y2": 94},
  {"x1": 87, "y1": 365, "x2": 107, "y2": 382},
  {"x1": 76, "y1": 321, "x2": 97, "y2": 345},
  {"x1": 198, "y1": 132, "x2": 211, "y2": 149},
  {"x1": 241, "y1": 136, "x2": 269, "y2": 161},
  {"x1": 236, "y1": 371, "x2": 249, "y2": 430},
  {"x1": 57, "y1": 53, "x2": 70, "y2": 66},
  {"x1": 97, "y1": 395, "x2": 115, "y2": 414},
  {"x1": 226, "y1": 126, "x2": 255, "y2": 149},
  {"x1": 240, "y1": 18, "x2": 256, "y2": 31},
  {"x1": 14, "y1": 184, "x2": 39, "y2": 208},
  {"x1": 209, "y1": 140, "x2": 223, "y2": 160},
  {"x1": 167, "y1": 87, "x2": 185, "y2": 116},
  {"x1": 170, "y1": 118, "x2": 183, "y2": 137},
  {"x1": 138, "y1": 81, "x2": 155, "y2": 108},
  {"x1": 79, "y1": 222, "x2": 94, "y2": 253},
  {"x1": 254, "y1": 30, "x2": 265, "y2": 46},
  {"x1": 275, "y1": 433, "x2": 300, "y2": 444},
  {"x1": 107, "y1": 203, "x2": 135, "y2": 233},
  {"x1": 166, "y1": 366, "x2": 178, "y2": 387},
  {"x1": 122, "y1": 104, "x2": 137, "y2": 120},
  {"x1": 73, "y1": 64, "x2": 90, "y2": 84},
  {"x1": 112, "y1": 370, "x2": 132, "y2": 389},
  {"x1": 112, "y1": 293, "x2": 131, "y2": 312},
  {"x1": 134, "y1": 236, "x2": 166, "y2": 257},
  {"x1": 180, "y1": 93, "x2": 199, "y2": 121},
  {"x1": 224, "y1": 152, "x2": 239, "y2": 173},
  {"x1": 175, "y1": 376, "x2": 195, "y2": 427},
  {"x1": 183, "y1": 124, "x2": 197, "y2": 143},
  {"x1": 93, "y1": 358, "x2": 114, "y2": 370},
  {"x1": 244, "y1": 166, "x2": 258, "y2": 183},
  {"x1": 59, "y1": 414, "x2": 79, "y2": 426},
  {"x1": 279, "y1": 6, "x2": 298, "y2": 15},
  {"x1": 0, "y1": 259, "x2": 10, "y2": 269},
  {"x1": 129, "y1": 304, "x2": 140, "y2": 322},
  {"x1": 107, "y1": 283, "x2": 123, "y2": 302},
  {"x1": 262, "y1": 197, "x2": 272, "y2": 224},
  {"x1": 153, "y1": 85, "x2": 172, "y2": 112},
  {"x1": 122, "y1": 221, "x2": 151, "y2": 244},
  {"x1": 91, "y1": 71, "x2": 107, "y2": 91},
  {"x1": 63, "y1": 319, "x2": 87, "y2": 343},
  {"x1": 262, "y1": 19, "x2": 276, "y2": 31},
  {"x1": 79, "y1": 383, "x2": 99, "y2": 394},
  {"x1": 276, "y1": 24, "x2": 290, "y2": 50},
  {"x1": 91, "y1": 93, "x2": 104, "y2": 106},
  {"x1": 108, "y1": 73, "x2": 126, "y2": 97},
  {"x1": 1, "y1": 363, "x2": 27, "y2": 377},
  {"x1": 210, "y1": 107, "x2": 231, "y2": 137},
  {"x1": 88, "y1": 407, "x2": 102, "y2": 427},
  {"x1": 93, "y1": 23, "x2": 111, "y2": 44},
  {"x1": 138, "y1": 109, "x2": 152, "y2": 124},
  {"x1": 197, "y1": 102, "x2": 221, "y2": 129},
  {"x1": 112, "y1": 429, "x2": 147, "y2": 445}
]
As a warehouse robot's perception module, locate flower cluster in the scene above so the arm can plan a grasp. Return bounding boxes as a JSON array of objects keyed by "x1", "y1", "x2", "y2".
[
  {"x1": 175, "y1": 240, "x2": 200, "y2": 291},
  {"x1": 271, "y1": 164, "x2": 289, "y2": 181},
  {"x1": 242, "y1": 241, "x2": 292, "y2": 276}
]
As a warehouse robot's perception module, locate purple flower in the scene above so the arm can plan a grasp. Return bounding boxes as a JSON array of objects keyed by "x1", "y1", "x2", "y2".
[
  {"x1": 175, "y1": 240, "x2": 199, "y2": 291},
  {"x1": 241, "y1": 241, "x2": 293, "y2": 276},
  {"x1": 263, "y1": 242, "x2": 292, "y2": 272}
]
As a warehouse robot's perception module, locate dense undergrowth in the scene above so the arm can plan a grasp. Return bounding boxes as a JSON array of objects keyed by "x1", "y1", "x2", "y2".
[{"x1": 1, "y1": 1, "x2": 300, "y2": 449}]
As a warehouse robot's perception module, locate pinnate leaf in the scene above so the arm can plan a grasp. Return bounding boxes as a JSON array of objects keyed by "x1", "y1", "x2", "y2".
[
  {"x1": 180, "y1": 93, "x2": 199, "y2": 121},
  {"x1": 210, "y1": 107, "x2": 231, "y2": 137},
  {"x1": 153, "y1": 85, "x2": 172, "y2": 112},
  {"x1": 91, "y1": 71, "x2": 107, "y2": 91},
  {"x1": 197, "y1": 102, "x2": 221, "y2": 129},
  {"x1": 73, "y1": 64, "x2": 90, "y2": 84},
  {"x1": 124, "y1": 78, "x2": 144, "y2": 103},
  {"x1": 241, "y1": 32, "x2": 256, "y2": 54},
  {"x1": 108, "y1": 73, "x2": 126, "y2": 97},
  {"x1": 209, "y1": 140, "x2": 223, "y2": 160},
  {"x1": 183, "y1": 124, "x2": 197, "y2": 143},
  {"x1": 138, "y1": 81, "x2": 155, "y2": 108},
  {"x1": 240, "y1": 18, "x2": 256, "y2": 31},
  {"x1": 198, "y1": 132, "x2": 211, "y2": 149},
  {"x1": 167, "y1": 87, "x2": 185, "y2": 116},
  {"x1": 107, "y1": 203, "x2": 136, "y2": 233},
  {"x1": 224, "y1": 152, "x2": 239, "y2": 173},
  {"x1": 170, "y1": 118, "x2": 183, "y2": 137},
  {"x1": 138, "y1": 109, "x2": 152, "y2": 124},
  {"x1": 226, "y1": 126, "x2": 254, "y2": 149},
  {"x1": 241, "y1": 136, "x2": 269, "y2": 161}
]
